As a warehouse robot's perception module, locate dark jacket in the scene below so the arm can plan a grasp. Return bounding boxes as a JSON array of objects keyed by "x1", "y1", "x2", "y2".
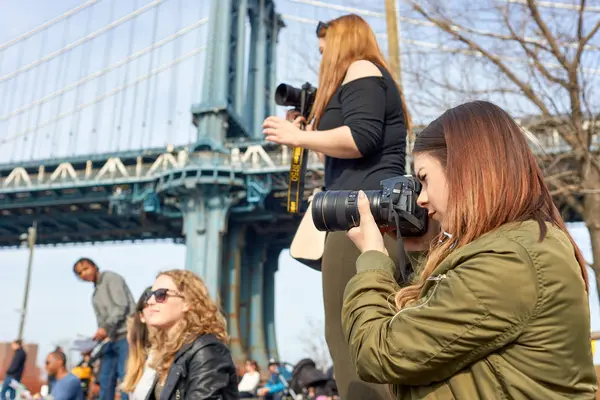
[
  {"x1": 342, "y1": 220, "x2": 597, "y2": 399},
  {"x1": 6, "y1": 348, "x2": 26, "y2": 381},
  {"x1": 151, "y1": 334, "x2": 238, "y2": 400},
  {"x1": 92, "y1": 271, "x2": 136, "y2": 340}
]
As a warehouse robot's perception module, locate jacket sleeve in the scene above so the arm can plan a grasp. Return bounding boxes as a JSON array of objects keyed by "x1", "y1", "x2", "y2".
[
  {"x1": 265, "y1": 381, "x2": 286, "y2": 394},
  {"x1": 342, "y1": 246, "x2": 538, "y2": 386},
  {"x1": 186, "y1": 343, "x2": 237, "y2": 400},
  {"x1": 101, "y1": 273, "x2": 132, "y2": 334}
]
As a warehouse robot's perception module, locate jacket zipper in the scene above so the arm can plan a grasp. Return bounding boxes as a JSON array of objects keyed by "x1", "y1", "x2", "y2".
[
  {"x1": 427, "y1": 273, "x2": 447, "y2": 282},
  {"x1": 388, "y1": 274, "x2": 448, "y2": 327}
]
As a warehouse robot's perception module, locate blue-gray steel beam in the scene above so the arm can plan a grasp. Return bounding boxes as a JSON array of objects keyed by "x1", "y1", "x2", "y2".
[
  {"x1": 182, "y1": 190, "x2": 231, "y2": 299},
  {"x1": 263, "y1": 246, "x2": 281, "y2": 361},
  {"x1": 196, "y1": 0, "x2": 233, "y2": 149},
  {"x1": 244, "y1": 2, "x2": 258, "y2": 133},
  {"x1": 233, "y1": 0, "x2": 248, "y2": 118},
  {"x1": 246, "y1": 229, "x2": 269, "y2": 367},
  {"x1": 223, "y1": 223, "x2": 248, "y2": 365},
  {"x1": 246, "y1": 0, "x2": 267, "y2": 139},
  {"x1": 239, "y1": 251, "x2": 252, "y2": 353},
  {"x1": 267, "y1": 6, "x2": 278, "y2": 117}
]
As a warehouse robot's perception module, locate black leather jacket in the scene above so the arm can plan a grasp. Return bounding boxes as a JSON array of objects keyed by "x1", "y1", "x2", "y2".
[{"x1": 149, "y1": 334, "x2": 239, "y2": 400}]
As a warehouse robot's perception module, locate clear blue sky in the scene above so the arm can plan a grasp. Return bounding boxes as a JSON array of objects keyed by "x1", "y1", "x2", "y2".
[{"x1": 0, "y1": 0, "x2": 598, "y2": 373}]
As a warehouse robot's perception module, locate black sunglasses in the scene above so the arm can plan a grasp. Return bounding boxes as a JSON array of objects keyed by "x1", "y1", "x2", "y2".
[
  {"x1": 145, "y1": 288, "x2": 183, "y2": 304},
  {"x1": 316, "y1": 21, "x2": 328, "y2": 37}
]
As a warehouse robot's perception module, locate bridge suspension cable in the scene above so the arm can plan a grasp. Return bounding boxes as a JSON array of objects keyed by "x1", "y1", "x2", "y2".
[
  {"x1": 0, "y1": 46, "x2": 207, "y2": 146},
  {"x1": 505, "y1": 0, "x2": 600, "y2": 12},
  {"x1": 282, "y1": 14, "x2": 600, "y2": 75},
  {"x1": 0, "y1": 0, "x2": 99, "y2": 51},
  {"x1": 0, "y1": 0, "x2": 165, "y2": 83},
  {"x1": 115, "y1": 0, "x2": 141, "y2": 153},
  {"x1": 288, "y1": 0, "x2": 600, "y2": 51}
]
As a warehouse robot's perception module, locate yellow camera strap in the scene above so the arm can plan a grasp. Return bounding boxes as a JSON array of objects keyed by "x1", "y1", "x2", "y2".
[{"x1": 287, "y1": 146, "x2": 309, "y2": 213}]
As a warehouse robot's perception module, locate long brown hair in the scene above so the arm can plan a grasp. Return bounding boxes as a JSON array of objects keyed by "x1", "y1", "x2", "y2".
[
  {"x1": 149, "y1": 270, "x2": 228, "y2": 381},
  {"x1": 122, "y1": 287, "x2": 152, "y2": 393},
  {"x1": 395, "y1": 101, "x2": 588, "y2": 308},
  {"x1": 310, "y1": 14, "x2": 412, "y2": 134}
]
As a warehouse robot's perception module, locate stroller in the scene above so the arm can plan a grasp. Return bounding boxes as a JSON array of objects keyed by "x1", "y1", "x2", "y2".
[{"x1": 277, "y1": 359, "x2": 335, "y2": 400}]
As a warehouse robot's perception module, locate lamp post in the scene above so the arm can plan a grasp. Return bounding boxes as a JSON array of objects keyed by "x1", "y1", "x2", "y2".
[{"x1": 17, "y1": 222, "x2": 37, "y2": 341}]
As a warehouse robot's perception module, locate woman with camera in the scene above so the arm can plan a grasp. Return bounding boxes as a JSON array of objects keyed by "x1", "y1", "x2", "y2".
[
  {"x1": 262, "y1": 14, "x2": 410, "y2": 400},
  {"x1": 342, "y1": 100, "x2": 597, "y2": 399}
]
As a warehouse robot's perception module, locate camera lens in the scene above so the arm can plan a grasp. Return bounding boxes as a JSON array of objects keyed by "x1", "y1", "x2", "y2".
[
  {"x1": 311, "y1": 190, "x2": 384, "y2": 232},
  {"x1": 275, "y1": 84, "x2": 302, "y2": 107}
]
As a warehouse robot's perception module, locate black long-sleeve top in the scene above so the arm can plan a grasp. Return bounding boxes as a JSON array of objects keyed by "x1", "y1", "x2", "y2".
[
  {"x1": 6, "y1": 348, "x2": 26, "y2": 381},
  {"x1": 317, "y1": 63, "x2": 407, "y2": 190}
]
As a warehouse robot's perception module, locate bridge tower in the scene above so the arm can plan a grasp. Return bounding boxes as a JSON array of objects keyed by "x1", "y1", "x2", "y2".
[
  {"x1": 186, "y1": 0, "x2": 285, "y2": 367},
  {"x1": 0, "y1": 0, "x2": 321, "y2": 370}
]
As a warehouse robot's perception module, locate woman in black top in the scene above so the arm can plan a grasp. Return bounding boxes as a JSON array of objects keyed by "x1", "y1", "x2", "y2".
[{"x1": 262, "y1": 14, "x2": 410, "y2": 400}]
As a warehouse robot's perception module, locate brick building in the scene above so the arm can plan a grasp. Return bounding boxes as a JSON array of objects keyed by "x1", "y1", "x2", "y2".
[{"x1": 0, "y1": 341, "x2": 43, "y2": 394}]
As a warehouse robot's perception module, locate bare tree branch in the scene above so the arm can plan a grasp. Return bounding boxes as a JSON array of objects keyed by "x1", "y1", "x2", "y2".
[
  {"x1": 525, "y1": 0, "x2": 570, "y2": 69},
  {"x1": 403, "y1": 0, "x2": 600, "y2": 301},
  {"x1": 502, "y1": 9, "x2": 570, "y2": 88},
  {"x1": 297, "y1": 317, "x2": 331, "y2": 371},
  {"x1": 408, "y1": 1, "x2": 553, "y2": 118}
]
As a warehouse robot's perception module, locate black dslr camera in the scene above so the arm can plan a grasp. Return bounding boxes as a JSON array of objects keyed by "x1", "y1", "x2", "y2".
[
  {"x1": 311, "y1": 175, "x2": 428, "y2": 236},
  {"x1": 275, "y1": 82, "x2": 317, "y2": 119},
  {"x1": 275, "y1": 82, "x2": 318, "y2": 214}
]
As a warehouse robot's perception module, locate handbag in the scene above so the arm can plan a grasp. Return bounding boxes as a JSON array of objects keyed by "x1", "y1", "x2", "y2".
[{"x1": 289, "y1": 188, "x2": 327, "y2": 271}]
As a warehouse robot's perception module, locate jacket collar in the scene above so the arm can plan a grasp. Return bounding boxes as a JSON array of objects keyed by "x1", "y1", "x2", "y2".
[
  {"x1": 94, "y1": 271, "x2": 106, "y2": 289},
  {"x1": 157, "y1": 334, "x2": 219, "y2": 400},
  {"x1": 173, "y1": 341, "x2": 195, "y2": 364},
  {"x1": 172, "y1": 334, "x2": 219, "y2": 364}
]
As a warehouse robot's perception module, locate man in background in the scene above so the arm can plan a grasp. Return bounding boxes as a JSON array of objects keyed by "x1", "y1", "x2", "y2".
[
  {"x1": 40, "y1": 351, "x2": 83, "y2": 400},
  {"x1": 48, "y1": 346, "x2": 65, "y2": 392},
  {"x1": 0, "y1": 340, "x2": 27, "y2": 400},
  {"x1": 73, "y1": 258, "x2": 135, "y2": 400}
]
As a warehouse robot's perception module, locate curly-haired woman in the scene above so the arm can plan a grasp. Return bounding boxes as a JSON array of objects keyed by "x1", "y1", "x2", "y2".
[{"x1": 144, "y1": 270, "x2": 238, "y2": 400}]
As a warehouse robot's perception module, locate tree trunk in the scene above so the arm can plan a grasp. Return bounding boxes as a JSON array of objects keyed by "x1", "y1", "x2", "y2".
[{"x1": 583, "y1": 165, "x2": 600, "y2": 301}]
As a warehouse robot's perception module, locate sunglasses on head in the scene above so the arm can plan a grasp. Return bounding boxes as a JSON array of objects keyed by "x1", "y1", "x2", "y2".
[
  {"x1": 316, "y1": 21, "x2": 328, "y2": 37},
  {"x1": 144, "y1": 288, "x2": 183, "y2": 304}
]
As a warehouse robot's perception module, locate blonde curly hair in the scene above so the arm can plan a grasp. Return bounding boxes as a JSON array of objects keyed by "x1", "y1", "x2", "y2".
[{"x1": 149, "y1": 270, "x2": 228, "y2": 381}]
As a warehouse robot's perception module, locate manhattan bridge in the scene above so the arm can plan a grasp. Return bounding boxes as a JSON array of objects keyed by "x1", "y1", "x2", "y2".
[{"x1": 0, "y1": 0, "x2": 594, "y2": 367}]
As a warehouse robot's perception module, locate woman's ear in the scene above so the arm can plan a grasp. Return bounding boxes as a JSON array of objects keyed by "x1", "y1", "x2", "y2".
[{"x1": 183, "y1": 302, "x2": 190, "y2": 312}]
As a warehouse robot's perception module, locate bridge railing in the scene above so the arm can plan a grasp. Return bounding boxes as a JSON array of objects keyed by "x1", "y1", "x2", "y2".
[{"x1": 0, "y1": 144, "x2": 324, "y2": 193}]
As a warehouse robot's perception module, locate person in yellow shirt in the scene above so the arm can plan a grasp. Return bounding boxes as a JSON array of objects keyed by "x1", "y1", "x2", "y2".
[{"x1": 71, "y1": 353, "x2": 93, "y2": 397}]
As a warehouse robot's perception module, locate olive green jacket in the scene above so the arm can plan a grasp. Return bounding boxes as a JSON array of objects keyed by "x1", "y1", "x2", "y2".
[{"x1": 342, "y1": 220, "x2": 597, "y2": 399}]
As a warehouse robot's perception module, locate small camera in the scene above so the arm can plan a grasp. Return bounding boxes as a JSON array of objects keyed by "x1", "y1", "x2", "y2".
[{"x1": 311, "y1": 175, "x2": 428, "y2": 236}]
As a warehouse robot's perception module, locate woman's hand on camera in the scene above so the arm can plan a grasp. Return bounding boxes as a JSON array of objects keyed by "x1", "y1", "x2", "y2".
[
  {"x1": 347, "y1": 191, "x2": 388, "y2": 256},
  {"x1": 286, "y1": 109, "x2": 313, "y2": 130},
  {"x1": 262, "y1": 116, "x2": 304, "y2": 147},
  {"x1": 285, "y1": 109, "x2": 300, "y2": 122}
]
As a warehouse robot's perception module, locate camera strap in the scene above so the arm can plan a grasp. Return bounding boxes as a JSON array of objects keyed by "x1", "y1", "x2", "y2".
[
  {"x1": 392, "y1": 211, "x2": 413, "y2": 286},
  {"x1": 287, "y1": 146, "x2": 309, "y2": 213}
]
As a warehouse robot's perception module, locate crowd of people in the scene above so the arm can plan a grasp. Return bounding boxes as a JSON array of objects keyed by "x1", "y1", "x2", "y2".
[
  {"x1": 2, "y1": 10, "x2": 600, "y2": 400},
  {"x1": 2, "y1": 260, "x2": 337, "y2": 400}
]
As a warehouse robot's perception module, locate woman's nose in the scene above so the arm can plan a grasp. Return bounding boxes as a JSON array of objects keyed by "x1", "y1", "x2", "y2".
[{"x1": 417, "y1": 191, "x2": 427, "y2": 208}]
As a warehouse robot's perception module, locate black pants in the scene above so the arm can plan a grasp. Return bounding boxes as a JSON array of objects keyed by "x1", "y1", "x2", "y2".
[{"x1": 322, "y1": 231, "x2": 399, "y2": 400}]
